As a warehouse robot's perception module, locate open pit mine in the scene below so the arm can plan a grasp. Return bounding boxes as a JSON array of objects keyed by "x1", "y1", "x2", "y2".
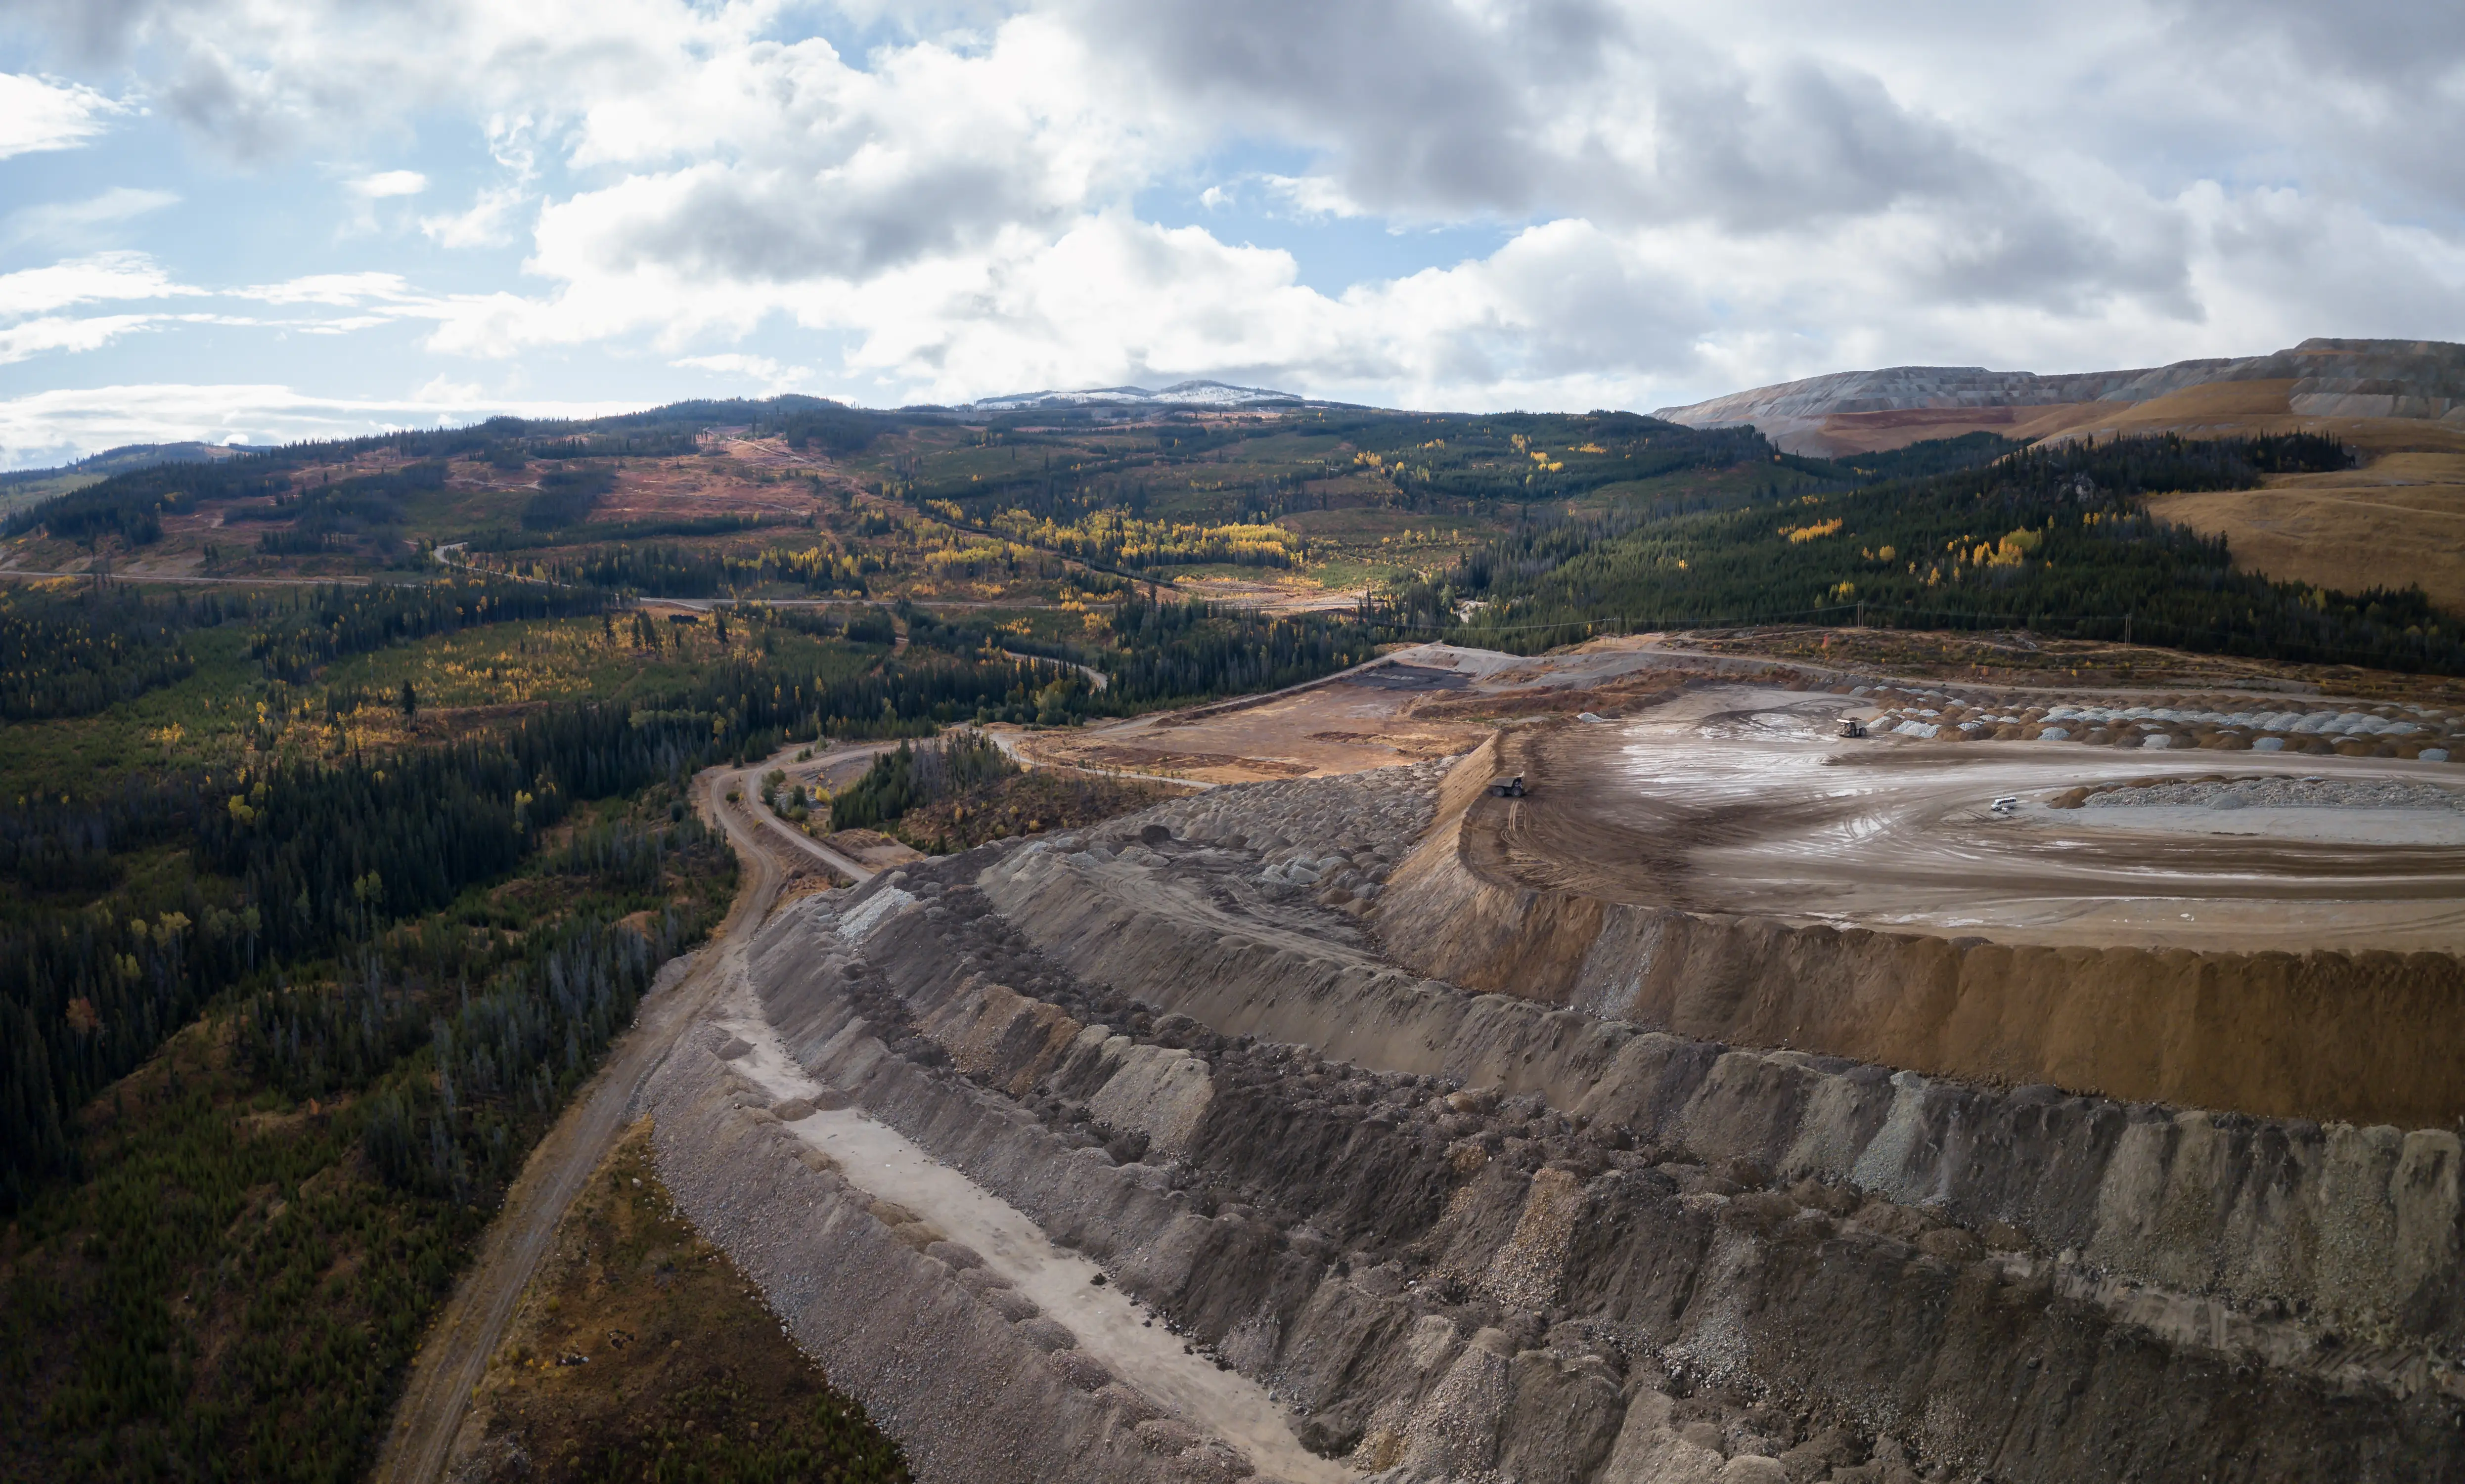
[{"x1": 638, "y1": 648, "x2": 2465, "y2": 1484}]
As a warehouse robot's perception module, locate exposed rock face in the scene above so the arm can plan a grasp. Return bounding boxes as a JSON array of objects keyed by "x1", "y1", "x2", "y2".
[
  {"x1": 1653, "y1": 338, "x2": 2465, "y2": 454},
  {"x1": 661, "y1": 760, "x2": 2465, "y2": 1484}
]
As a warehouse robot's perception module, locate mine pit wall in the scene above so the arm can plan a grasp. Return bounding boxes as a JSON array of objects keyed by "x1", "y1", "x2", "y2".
[
  {"x1": 1381, "y1": 729, "x2": 2465, "y2": 1129},
  {"x1": 973, "y1": 821, "x2": 2465, "y2": 1363},
  {"x1": 724, "y1": 858, "x2": 2465, "y2": 1482}
]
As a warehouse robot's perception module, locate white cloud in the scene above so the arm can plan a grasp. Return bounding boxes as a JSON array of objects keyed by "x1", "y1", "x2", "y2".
[
  {"x1": 7, "y1": 187, "x2": 182, "y2": 248},
  {"x1": 1259, "y1": 175, "x2": 1364, "y2": 219},
  {"x1": 420, "y1": 113, "x2": 540, "y2": 248},
  {"x1": 5, "y1": 0, "x2": 2465, "y2": 422},
  {"x1": 672, "y1": 353, "x2": 812, "y2": 392},
  {"x1": 228, "y1": 271, "x2": 418, "y2": 306},
  {"x1": 414, "y1": 373, "x2": 486, "y2": 402},
  {"x1": 0, "y1": 73, "x2": 123, "y2": 158},
  {"x1": 0, "y1": 252, "x2": 198, "y2": 317},
  {"x1": 349, "y1": 169, "x2": 428, "y2": 198},
  {"x1": 421, "y1": 183, "x2": 530, "y2": 249},
  {"x1": 0, "y1": 383, "x2": 647, "y2": 469},
  {"x1": 0, "y1": 313, "x2": 160, "y2": 365}
]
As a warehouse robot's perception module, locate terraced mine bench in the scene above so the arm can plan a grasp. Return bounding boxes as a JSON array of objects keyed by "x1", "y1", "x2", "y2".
[{"x1": 643, "y1": 734, "x2": 2465, "y2": 1483}]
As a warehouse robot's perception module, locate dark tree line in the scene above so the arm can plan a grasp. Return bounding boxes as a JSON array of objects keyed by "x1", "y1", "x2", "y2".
[
  {"x1": 1424, "y1": 432, "x2": 2460, "y2": 671},
  {"x1": 1100, "y1": 597, "x2": 1385, "y2": 706},
  {"x1": 473, "y1": 514, "x2": 768, "y2": 555},
  {"x1": 0, "y1": 629, "x2": 998, "y2": 1206},
  {"x1": 825, "y1": 730, "x2": 1017, "y2": 831},
  {"x1": 765, "y1": 399, "x2": 887, "y2": 456},
  {"x1": 0, "y1": 579, "x2": 607, "y2": 717},
  {"x1": 11, "y1": 809, "x2": 733, "y2": 1483},
  {"x1": 537, "y1": 539, "x2": 867, "y2": 597},
  {"x1": 248, "y1": 578, "x2": 610, "y2": 681},
  {"x1": 0, "y1": 585, "x2": 210, "y2": 720},
  {"x1": 519, "y1": 465, "x2": 615, "y2": 530},
  {"x1": 241, "y1": 816, "x2": 727, "y2": 1199}
]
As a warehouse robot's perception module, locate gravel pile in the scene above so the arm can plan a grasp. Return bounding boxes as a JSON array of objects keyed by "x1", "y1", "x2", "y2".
[
  {"x1": 1038, "y1": 759, "x2": 1454, "y2": 909},
  {"x1": 1856, "y1": 687, "x2": 2464, "y2": 756},
  {"x1": 2086, "y1": 777, "x2": 2465, "y2": 811}
]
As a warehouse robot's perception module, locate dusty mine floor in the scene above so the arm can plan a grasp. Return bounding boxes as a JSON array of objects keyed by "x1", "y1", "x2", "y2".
[{"x1": 1484, "y1": 684, "x2": 2465, "y2": 951}]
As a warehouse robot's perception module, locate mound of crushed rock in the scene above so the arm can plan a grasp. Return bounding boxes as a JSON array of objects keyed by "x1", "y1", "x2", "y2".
[
  {"x1": 1847, "y1": 682, "x2": 2464, "y2": 758},
  {"x1": 2082, "y1": 775, "x2": 2465, "y2": 811}
]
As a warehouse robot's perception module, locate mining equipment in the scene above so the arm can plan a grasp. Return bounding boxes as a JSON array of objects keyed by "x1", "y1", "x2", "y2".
[
  {"x1": 1838, "y1": 717, "x2": 1868, "y2": 738},
  {"x1": 1489, "y1": 774, "x2": 1526, "y2": 798}
]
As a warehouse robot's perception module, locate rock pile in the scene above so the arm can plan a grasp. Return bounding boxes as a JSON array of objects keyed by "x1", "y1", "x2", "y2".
[
  {"x1": 1856, "y1": 687, "x2": 2465, "y2": 758},
  {"x1": 2079, "y1": 775, "x2": 2465, "y2": 811}
]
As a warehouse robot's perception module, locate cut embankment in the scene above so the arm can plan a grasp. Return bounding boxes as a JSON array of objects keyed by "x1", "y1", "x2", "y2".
[
  {"x1": 977, "y1": 828, "x2": 2465, "y2": 1358},
  {"x1": 1368, "y1": 731, "x2": 2465, "y2": 1128},
  {"x1": 644, "y1": 957, "x2": 1344, "y2": 1484}
]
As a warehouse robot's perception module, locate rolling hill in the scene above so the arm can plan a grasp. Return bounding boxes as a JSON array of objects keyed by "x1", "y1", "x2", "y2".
[
  {"x1": 1653, "y1": 337, "x2": 2465, "y2": 456},
  {"x1": 1658, "y1": 338, "x2": 2465, "y2": 613}
]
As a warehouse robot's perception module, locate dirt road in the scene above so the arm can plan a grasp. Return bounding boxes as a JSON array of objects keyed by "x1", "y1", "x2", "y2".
[
  {"x1": 735, "y1": 741, "x2": 898, "y2": 883},
  {"x1": 371, "y1": 756, "x2": 789, "y2": 1484}
]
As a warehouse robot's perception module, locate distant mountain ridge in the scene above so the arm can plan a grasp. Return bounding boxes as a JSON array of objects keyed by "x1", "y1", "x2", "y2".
[
  {"x1": 1654, "y1": 338, "x2": 2465, "y2": 456},
  {"x1": 969, "y1": 380, "x2": 1303, "y2": 412},
  {"x1": 1, "y1": 440, "x2": 270, "y2": 486}
]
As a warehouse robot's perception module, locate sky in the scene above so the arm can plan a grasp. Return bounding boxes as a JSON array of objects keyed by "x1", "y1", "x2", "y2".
[{"x1": 1, "y1": 0, "x2": 2462, "y2": 468}]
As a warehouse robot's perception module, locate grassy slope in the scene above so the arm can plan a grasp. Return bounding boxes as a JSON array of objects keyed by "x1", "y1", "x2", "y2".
[{"x1": 459, "y1": 1122, "x2": 908, "y2": 1484}]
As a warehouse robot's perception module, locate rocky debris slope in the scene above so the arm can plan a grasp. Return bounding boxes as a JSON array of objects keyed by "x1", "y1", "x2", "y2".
[{"x1": 664, "y1": 763, "x2": 2465, "y2": 1483}]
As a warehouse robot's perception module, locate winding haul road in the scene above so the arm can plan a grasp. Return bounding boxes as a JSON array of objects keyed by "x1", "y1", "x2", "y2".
[{"x1": 372, "y1": 747, "x2": 861, "y2": 1484}]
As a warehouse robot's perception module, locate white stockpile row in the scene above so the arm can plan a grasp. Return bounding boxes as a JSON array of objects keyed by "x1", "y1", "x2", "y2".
[
  {"x1": 1846, "y1": 682, "x2": 2462, "y2": 759},
  {"x1": 2083, "y1": 776, "x2": 2465, "y2": 812},
  {"x1": 2043, "y1": 704, "x2": 2439, "y2": 736}
]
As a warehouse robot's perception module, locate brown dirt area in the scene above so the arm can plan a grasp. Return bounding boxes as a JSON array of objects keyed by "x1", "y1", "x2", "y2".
[
  {"x1": 1807, "y1": 403, "x2": 2074, "y2": 455},
  {"x1": 1170, "y1": 574, "x2": 1363, "y2": 613},
  {"x1": 452, "y1": 1121, "x2": 907, "y2": 1484},
  {"x1": 1799, "y1": 381, "x2": 2465, "y2": 460},
  {"x1": 1381, "y1": 710, "x2": 2465, "y2": 1124},
  {"x1": 817, "y1": 828, "x2": 928, "y2": 870},
  {"x1": 890, "y1": 770, "x2": 1173, "y2": 852},
  {"x1": 1020, "y1": 678, "x2": 1494, "y2": 782}
]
